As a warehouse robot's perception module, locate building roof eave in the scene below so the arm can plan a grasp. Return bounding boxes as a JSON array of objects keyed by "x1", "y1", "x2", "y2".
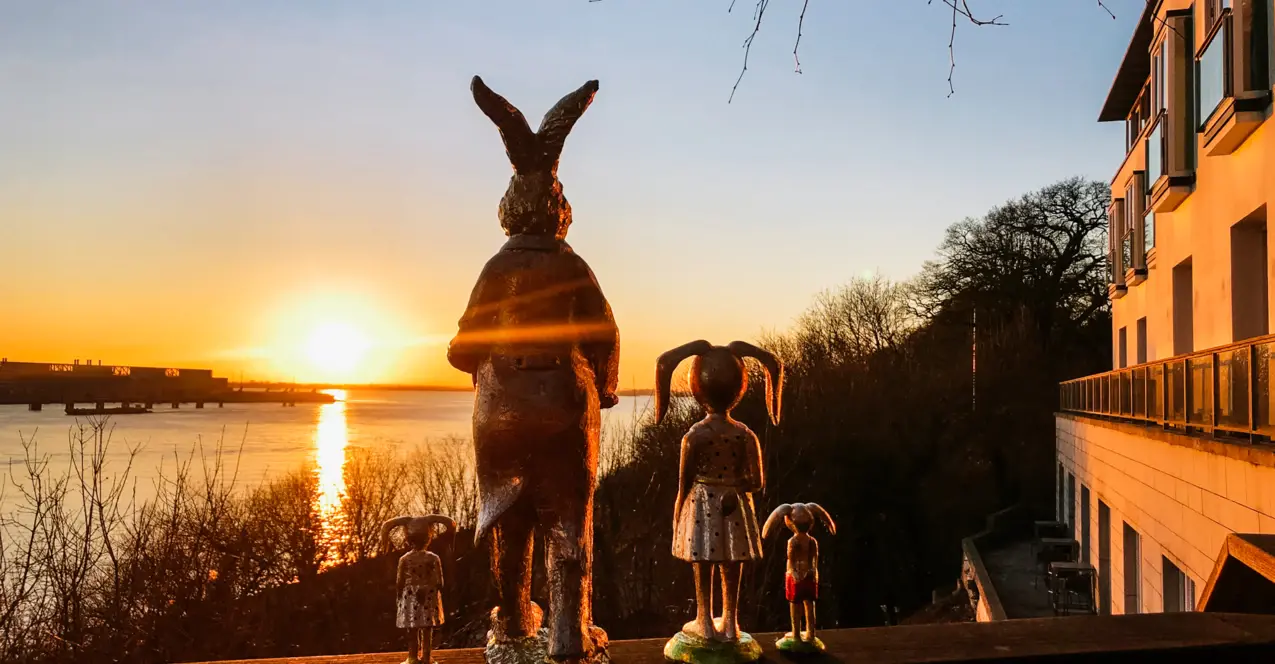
[{"x1": 1097, "y1": 2, "x2": 1156, "y2": 123}]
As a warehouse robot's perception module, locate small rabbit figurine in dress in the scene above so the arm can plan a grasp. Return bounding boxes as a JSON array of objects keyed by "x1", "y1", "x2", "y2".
[
  {"x1": 382, "y1": 515, "x2": 457, "y2": 664},
  {"x1": 654, "y1": 340, "x2": 782, "y2": 661},
  {"x1": 762, "y1": 503, "x2": 836, "y2": 653}
]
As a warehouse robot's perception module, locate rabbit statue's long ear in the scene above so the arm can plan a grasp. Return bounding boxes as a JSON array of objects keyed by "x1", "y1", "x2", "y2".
[
  {"x1": 727, "y1": 341, "x2": 784, "y2": 425},
  {"x1": 421, "y1": 514, "x2": 458, "y2": 535},
  {"x1": 762, "y1": 504, "x2": 793, "y2": 539},
  {"x1": 536, "y1": 80, "x2": 599, "y2": 173},
  {"x1": 471, "y1": 76, "x2": 538, "y2": 173},
  {"x1": 381, "y1": 516, "x2": 413, "y2": 547},
  {"x1": 805, "y1": 503, "x2": 836, "y2": 535},
  {"x1": 654, "y1": 340, "x2": 712, "y2": 424}
]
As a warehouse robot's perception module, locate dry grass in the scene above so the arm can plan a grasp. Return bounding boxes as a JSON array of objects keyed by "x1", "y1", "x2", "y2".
[{"x1": 0, "y1": 418, "x2": 485, "y2": 663}]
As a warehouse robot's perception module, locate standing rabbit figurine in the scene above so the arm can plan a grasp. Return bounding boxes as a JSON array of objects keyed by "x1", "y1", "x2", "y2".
[
  {"x1": 762, "y1": 503, "x2": 836, "y2": 653},
  {"x1": 450, "y1": 75, "x2": 617, "y2": 664},
  {"x1": 382, "y1": 515, "x2": 457, "y2": 664},
  {"x1": 654, "y1": 340, "x2": 782, "y2": 664}
]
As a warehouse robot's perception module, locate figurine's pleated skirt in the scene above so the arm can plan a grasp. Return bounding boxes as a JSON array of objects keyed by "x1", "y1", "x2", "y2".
[
  {"x1": 397, "y1": 585, "x2": 444, "y2": 628},
  {"x1": 672, "y1": 483, "x2": 762, "y2": 562}
]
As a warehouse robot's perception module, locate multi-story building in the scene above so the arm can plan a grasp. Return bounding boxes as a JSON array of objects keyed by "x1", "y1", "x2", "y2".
[{"x1": 1057, "y1": 0, "x2": 1275, "y2": 615}]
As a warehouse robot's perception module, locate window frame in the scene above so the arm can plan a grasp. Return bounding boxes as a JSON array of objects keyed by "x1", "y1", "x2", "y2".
[
  {"x1": 1124, "y1": 180, "x2": 1137, "y2": 272},
  {"x1": 1146, "y1": 36, "x2": 1169, "y2": 187},
  {"x1": 1196, "y1": 2, "x2": 1234, "y2": 130}
]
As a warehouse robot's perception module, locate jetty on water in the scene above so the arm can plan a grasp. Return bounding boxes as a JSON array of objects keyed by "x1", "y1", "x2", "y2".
[{"x1": 0, "y1": 358, "x2": 334, "y2": 412}]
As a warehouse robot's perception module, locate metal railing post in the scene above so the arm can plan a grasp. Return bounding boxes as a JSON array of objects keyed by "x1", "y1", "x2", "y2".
[
  {"x1": 1212, "y1": 352, "x2": 1220, "y2": 432},
  {"x1": 1250, "y1": 343, "x2": 1259, "y2": 435}
]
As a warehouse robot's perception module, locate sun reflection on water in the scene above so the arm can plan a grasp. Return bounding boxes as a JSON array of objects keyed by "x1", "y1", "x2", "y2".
[{"x1": 314, "y1": 389, "x2": 348, "y2": 565}]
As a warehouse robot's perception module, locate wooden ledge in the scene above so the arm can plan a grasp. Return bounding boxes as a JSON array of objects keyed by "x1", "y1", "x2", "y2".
[{"x1": 182, "y1": 613, "x2": 1275, "y2": 663}]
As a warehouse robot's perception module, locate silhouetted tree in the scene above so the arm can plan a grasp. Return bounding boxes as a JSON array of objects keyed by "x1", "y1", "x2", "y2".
[{"x1": 917, "y1": 177, "x2": 1111, "y2": 371}]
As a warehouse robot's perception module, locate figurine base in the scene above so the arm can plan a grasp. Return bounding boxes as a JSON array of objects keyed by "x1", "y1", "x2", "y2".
[
  {"x1": 775, "y1": 633, "x2": 825, "y2": 654},
  {"x1": 485, "y1": 627, "x2": 550, "y2": 664},
  {"x1": 484, "y1": 606, "x2": 610, "y2": 664},
  {"x1": 663, "y1": 620, "x2": 761, "y2": 664}
]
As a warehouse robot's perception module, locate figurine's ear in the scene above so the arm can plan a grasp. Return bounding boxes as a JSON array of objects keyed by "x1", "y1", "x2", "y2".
[
  {"x1": 762, "y1": 504, "x2": 793, "y2": 539},
  {"x1": 806, "y1": 503, "x2": 836, "y2": 535},
  {"x1": 654, "y1": 340, "x2": 712, "y2": 424},
  {"x1": 471, "y1": 75, "x2": 538, "y2": 173},
  {"x1": 380, "y1": 516, "x2": 412, "y2": 548},
  {"x1": 727, "y1": 341, "x2": 784, "y2": 425},
  {"x1": 536, "y1": 80, "x2": 599, "y2": 173},
  {"x1": 421, "y1": 515, "x2": 457, "y2": 535}
]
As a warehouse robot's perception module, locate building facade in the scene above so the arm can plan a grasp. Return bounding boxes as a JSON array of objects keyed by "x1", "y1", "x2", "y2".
[{"x1": 1058, "y1": 0, "x2": 1275, "y2": 615}]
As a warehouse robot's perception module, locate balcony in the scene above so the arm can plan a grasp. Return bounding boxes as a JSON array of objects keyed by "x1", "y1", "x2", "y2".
[{"x1": 1059, "y1": 334, "x2": 1275, "y2": 438}]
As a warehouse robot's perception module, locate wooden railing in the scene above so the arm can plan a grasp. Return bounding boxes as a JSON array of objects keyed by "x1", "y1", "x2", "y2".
[
  {"x1": 1059, "y1": 333, "x2": 1275, "y2": 437},
  {"x1": 180, "y1": 613, "x2": 1275, "y2": 663}
]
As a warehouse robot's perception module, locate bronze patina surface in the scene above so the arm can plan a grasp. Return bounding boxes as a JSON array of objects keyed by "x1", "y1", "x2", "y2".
[{"x1": 448, "y1": 75, "x2": 618, "y2": 664}]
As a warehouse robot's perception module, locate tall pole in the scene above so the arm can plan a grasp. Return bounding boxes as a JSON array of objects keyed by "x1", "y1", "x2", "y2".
[{"x1": 972, "y1": 307, "x2": 977, "y2": 412}]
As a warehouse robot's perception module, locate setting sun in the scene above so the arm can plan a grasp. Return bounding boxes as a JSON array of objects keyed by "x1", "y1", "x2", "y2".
[{"x1": 305, "y1": 323, "x2": 371, "y2": 377}]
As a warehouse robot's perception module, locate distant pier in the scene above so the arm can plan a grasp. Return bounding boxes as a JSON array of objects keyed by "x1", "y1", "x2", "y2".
[{"x1": 0, "y1": 358, "x2": 335, "y2": 411}]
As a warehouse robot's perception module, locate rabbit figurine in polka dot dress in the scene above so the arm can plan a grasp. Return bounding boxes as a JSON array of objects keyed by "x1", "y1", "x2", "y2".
[{"x1": 654, "y1": 340, "x2": 782, "y2": 659}]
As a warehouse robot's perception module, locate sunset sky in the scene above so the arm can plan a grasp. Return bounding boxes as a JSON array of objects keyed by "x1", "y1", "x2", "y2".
[{"x1": 1, "y1": 1, "x2": 1137, "y2": 388}]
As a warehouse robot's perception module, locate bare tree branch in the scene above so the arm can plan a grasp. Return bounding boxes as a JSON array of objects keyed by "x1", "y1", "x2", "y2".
[
  {"x1": 588, "y1": 1, "x2": 1130, "y2": 101},
  {"x1": 929, "y1": 0, "x2": 1007, "y2": 98},
  {"x1": 793, "y1": 0, "x2": 810, "y2": 74},
  {"x1": 728, "y1": 0, "x2": 769, "y2": 103}
]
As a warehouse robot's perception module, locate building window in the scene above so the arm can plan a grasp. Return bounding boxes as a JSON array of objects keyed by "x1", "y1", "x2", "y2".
[
  {"x1": 1231, "y1": 211, "x2": 1269, "y2": 341},
  {"x1": 1144, "y1": 8, "x2": 1197, "y2": 202},
  {"x1": 1125, "y1": 173, "x2": 1148, "y2": 273},
  {"x1": 1067, "y1": 473, "x2": 1077, "y2": 535},
  {"x1": 1153, "y1": 41, "x2": 1167, "y2": 116},
  {"x1": 1080, "y1": 485, "x2": 1091, "y2": 565},
  {"x1": 1173, "y1": 258, "x2": 1195, "y2": 355},
  {"x1": 1136, "y1": 317, "x2": 1148, "y2": 364},
  {"x1": 1122, "y1": 207, "x2": 1133, "y2": 273},
  {"x1": 1196, "y1": 1, "x2": 1271, "y2": 153},
  {"x1": 1109, "y1": 199, "x2": 1127, "y2": 288},
  {"x1": 1163, "y1": 557, "x2": 1196, "y2": 611},
  {"x1": 1198, "y1": 1, "x2": 1233, "y2": 128},
  {"x1": 1098, "y1": 501, "x2": 1112, "y2": 615},
  {"x1": 1123, "y1": 522, "x2": 1141, "y2": 614},
  {"x1": 1119, "y1": 327, "x2": 1128, "y2": 368},
  {"x1": 1146, "y1": 122, "x2": 1164, "y2": 185},
  {"x1": 1058, "y1": 463, "x2": 1065, "y2": 522},
  {"x1": 1145, "y1": 207, "x2": 1156, "y2": 251},
  {"x1": 1127, "y1": 85, "x2": 1152, "y2": 152}
]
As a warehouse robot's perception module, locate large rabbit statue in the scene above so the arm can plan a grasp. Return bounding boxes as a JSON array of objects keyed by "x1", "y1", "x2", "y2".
[{"x1": 448, "y1": 75, "x2": 618, "y2": 664}]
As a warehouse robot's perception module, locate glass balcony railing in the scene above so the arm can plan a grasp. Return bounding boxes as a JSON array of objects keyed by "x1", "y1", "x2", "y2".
[{"x1": 1059, "y1": 334, "x2": 1275, "y2": 437}]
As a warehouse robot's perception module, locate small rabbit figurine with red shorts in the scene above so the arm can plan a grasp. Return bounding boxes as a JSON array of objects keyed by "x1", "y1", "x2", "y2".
[{"x1": 762, "y1": 502, "x2": 836, "y2": 654}]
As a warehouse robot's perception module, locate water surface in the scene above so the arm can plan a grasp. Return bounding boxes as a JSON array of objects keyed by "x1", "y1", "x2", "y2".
[{"x1": 0, "y1": 389, "x2": 653, "y2": 512}]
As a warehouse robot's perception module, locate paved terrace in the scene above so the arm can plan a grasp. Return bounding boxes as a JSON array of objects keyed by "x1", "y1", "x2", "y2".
[
  {"x1": 183, "y1": 613, "x2": 1275, "y2": 663},
  {"x1": 981, "y1": 538, "x2": 1056, "y2": 619}
]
